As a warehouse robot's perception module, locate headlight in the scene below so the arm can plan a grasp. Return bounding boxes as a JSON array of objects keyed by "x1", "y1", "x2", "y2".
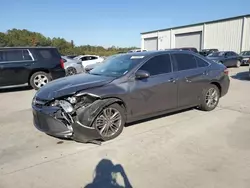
[
  {"x1": 59, "y1": 100, "x2": 73, "y2": 113},
  {"x1": 50, "y1": 100, "x2": 60, "y2": 107},
  {"x1": 67, "y1": 97, "x2": 77, "y2": 104},
  {"x1": 49, "y1": 100, "x2": 73, "y2": 113}
]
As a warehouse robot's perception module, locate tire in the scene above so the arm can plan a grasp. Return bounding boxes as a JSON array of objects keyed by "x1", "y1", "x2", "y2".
[
  {"x1": 66, "y1": 67, "x2": 77, "y2": 76},
  {"x1": 29, "y1": 71, "x2": 51, "y2": 90},
  {"x1": 199, "y1": 84, "x2": 220, "y2": 111},
  {"x1": 236, "y1": 60, "x2": 241, "y2": 68},
  {"x1": 93, "y1": 103, "x2": 125, "y2": 141}
]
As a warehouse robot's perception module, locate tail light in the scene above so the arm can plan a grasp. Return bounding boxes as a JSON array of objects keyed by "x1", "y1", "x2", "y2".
[
  {"x1": 60, "y1": 59, "x2": 64, "y2": 69},
  {"x1": 224, "y1": 68, "x2": 229, "y2": 75}
]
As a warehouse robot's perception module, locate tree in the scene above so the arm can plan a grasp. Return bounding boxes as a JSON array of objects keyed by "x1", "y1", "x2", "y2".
[
  {"x1": 0, "y1": 32, "x2": 7, "y2": 47},
  {"x1": 0, "y1": 28, "x2": 139, "y2": 56}
]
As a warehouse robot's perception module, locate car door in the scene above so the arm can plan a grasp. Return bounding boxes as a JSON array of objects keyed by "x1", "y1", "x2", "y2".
[
  {"x1": 88, "y1": 56, "x2": 99, "y2": 65},
  {"x1": 230, "y1": 51, "x2": 240, "y2": 66},
  {"x1": 223, "y1": 52, "x2": 234, "y2": 67},
  {"x1": 129, "y1": 54, "x2": 178, "y2": 117},
  {"x1": 172, "y1": 52, "x2": 208, "y2": 108},
  {"x1": 0, "y1": 49, "x2": 34, "y2": 87}
]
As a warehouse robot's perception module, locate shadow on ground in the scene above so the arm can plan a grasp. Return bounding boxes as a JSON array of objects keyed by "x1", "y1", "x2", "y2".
[
  {"x1": 84, "y1": 159, "x2": 133, "y2": 188},
  {"x1": 231, "y1": 71, "x2": 250, "y2": 81},
  {"x1": 0, "y1": 86, "x2": 32, "y2": 93}
]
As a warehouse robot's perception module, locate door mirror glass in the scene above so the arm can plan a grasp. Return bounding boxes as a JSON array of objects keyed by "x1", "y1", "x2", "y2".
[{"x1": 135, "y1": 70, "x2": 150, "y2": 79}]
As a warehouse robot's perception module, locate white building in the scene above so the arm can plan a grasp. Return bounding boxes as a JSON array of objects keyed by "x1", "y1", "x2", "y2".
[{"x1": 141, "y1": 14, "x2": 250, "y2": 53}]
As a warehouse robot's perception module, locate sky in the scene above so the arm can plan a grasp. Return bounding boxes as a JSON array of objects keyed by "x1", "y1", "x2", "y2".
[{"x1": 0, "y1": 0, "x2": 249, "y2": 48}]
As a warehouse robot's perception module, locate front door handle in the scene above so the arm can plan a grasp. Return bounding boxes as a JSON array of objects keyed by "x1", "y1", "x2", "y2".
[
  {"x1": 168, "y1": 78, "x2": 176, "y2": 83},
  {"x1": 185, "y1": 77, "x2": 192, "y2": 83},
  {"x1": 203, "y1": 71, "x2": 208, "y2": 75}
]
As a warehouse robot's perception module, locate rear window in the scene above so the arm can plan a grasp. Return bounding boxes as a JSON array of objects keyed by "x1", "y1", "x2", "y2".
[
  {"x1": 0, "y1": 49, "x2": 33, "y2": 62},
  {"x1": 37, "y1": 48, "x2": 60, "y2": 59},
  {"x1": 39, "y1": 50, "x2": 52, "y2": 59}
]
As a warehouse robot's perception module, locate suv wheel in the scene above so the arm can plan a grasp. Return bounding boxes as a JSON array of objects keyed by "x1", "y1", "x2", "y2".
[
  {"x1": 30, "y1": 71, "x2": 51, "y2": 90},
  {"x1": 200, "y1": 84, "x2": 220, "y2": 111}
]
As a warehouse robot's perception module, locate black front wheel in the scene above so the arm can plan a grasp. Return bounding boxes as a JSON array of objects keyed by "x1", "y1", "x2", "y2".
[
  {"x1": 93, "y1": 103, "x2": 125, "y2": 141},
  {"x1": 200, "y1": 84, "x2": 220, "y2": 111}
]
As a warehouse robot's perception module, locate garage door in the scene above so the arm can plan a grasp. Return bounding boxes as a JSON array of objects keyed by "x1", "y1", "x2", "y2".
[
  {"x1": 175, "y1": 32, "x2": 202, "y2": 50},
  {"x1": 144, "y1": 37, "x2": 158, "y2": 51}
]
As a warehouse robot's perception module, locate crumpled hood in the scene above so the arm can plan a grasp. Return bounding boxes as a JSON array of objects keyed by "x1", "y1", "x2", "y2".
[{"x1": 35, "y1": 73, "x2": 115, "y2": 100}]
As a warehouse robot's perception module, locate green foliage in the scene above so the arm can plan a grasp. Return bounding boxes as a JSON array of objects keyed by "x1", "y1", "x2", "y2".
[{"x1": 0, "y1": 29, "x2": 138, "y2": 56}]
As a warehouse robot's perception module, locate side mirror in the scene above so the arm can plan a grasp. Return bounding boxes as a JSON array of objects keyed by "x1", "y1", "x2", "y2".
[{"x1": 135, "y1": 70, "x2": 150, "y2": 80}]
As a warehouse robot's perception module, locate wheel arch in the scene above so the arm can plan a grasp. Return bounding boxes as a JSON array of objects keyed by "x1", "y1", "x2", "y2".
[
  {"x1": 102, "y1": 97, "x2": 127, "y2": 113},
  {"x1": 210, "y1": 81, "x2": 222, "y2": 97}
]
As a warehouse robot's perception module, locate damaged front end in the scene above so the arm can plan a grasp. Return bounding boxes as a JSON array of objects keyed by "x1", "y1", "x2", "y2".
[{"x1": 32, "y1": 92, "x2": 121, "y2": 144}]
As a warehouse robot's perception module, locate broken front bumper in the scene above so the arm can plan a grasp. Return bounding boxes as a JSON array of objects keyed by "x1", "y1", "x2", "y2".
[
  {"x1": 32, "y1": 97, "x2": 123, "y2": 144},
  {"x1": 32, "y1": 105, "x2": 101, "y2": 143}
]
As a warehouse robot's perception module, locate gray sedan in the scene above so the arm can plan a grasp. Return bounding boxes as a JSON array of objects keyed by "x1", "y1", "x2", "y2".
[{"x1": 62, "y1": 56, "x2": 84, "y2": 76}]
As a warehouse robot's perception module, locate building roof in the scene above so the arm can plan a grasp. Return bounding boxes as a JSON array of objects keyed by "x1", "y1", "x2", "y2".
[{"x1": 141, "y1": 14, "x2": 250, "y2": 35}]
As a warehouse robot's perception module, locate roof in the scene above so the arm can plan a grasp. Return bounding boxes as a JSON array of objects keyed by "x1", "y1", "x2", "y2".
[
  {"x1": 117, "y1": 49, "x2": 194, "y2": 57},
  {"x1": 0, "y1": 46, "x2": 57, "y2": 49},
  {"x1": 141, "y1": 14, "x2": 250, "y2": 35}
]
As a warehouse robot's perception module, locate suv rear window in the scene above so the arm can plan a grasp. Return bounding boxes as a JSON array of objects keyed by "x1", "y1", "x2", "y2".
[
  {"x1": 39, "y1": 50, "x2": 53, "y2": 59},
  {"x1": 0, "y1": 49, "x2": 33, "y2": 62},
  {"x1": 36, "y1": 48, "x2": 61, "y2": 60}
]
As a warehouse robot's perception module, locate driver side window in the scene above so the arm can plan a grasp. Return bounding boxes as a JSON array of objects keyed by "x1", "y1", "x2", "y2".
[
  {"x1": 225, "y1": 52, "x2": 230, "y2": 57},
  {"x1": 81, "y1": 56, "x2": 89, "y2": 61},
  {"x1": 139, "y1": 54, "x2": 172, "y2": 76}
]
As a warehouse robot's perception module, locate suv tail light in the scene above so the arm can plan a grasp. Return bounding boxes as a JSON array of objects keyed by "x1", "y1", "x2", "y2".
[
  {"x1": 60, "y1": 59, "x2": 64, "y2": 69},
  {"x1": 224, "y1": 68, "x2": 229, "y2": 75}
]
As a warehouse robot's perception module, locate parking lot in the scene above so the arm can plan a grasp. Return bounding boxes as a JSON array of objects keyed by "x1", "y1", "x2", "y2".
[{"x1": 0, "y1": 66, "x2": 250, "y2": 188}]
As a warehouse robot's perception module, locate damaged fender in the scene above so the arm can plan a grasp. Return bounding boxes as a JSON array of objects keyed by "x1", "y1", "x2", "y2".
[{"x1": 72, "y1": 98, "x2": 123, "y2": 143}]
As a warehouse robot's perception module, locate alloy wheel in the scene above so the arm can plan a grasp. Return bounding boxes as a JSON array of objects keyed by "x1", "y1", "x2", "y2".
[
  {"x1": 95, "y1": 107, "x2": 122, "y2": 138},
  {"x1": 34, "y1": 74, "x2": 49, "y2": 88},
  {"x1": 205, "y1": 88, "x2": 219, "y2": 108},
  {"x1": 66, "y1": 67, "x2": 77, "y2": 76}
]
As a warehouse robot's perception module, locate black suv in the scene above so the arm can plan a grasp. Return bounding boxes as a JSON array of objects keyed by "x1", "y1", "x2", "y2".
[{"x1": 0, "y1": 47, "x2": 65, "y2": 90}]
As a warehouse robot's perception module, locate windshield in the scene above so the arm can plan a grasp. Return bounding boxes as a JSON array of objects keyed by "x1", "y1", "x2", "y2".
[
  {"x1": 240, "y1": 51, "x2": 250, "y2": 56},
  {"x1": 208, "y1": 52, "x2": 224, "y2": 57},
  {"x1": 89, "y1": 54, "x2": 144, "y2": 77}
]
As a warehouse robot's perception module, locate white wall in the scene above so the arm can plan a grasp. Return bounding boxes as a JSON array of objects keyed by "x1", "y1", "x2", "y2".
[
  {"x1": 242, "y1": 17, "x2": 250, "y2": 51},
  {"x1": 158, "y1": 30, "x2": 171, "y2": 50},
  {"x1": 204, "y1": 18, "x2": 243, "y2": 53},
  {"x1": 141, "y1": 16, "x2": 250, "y2": 53}
]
